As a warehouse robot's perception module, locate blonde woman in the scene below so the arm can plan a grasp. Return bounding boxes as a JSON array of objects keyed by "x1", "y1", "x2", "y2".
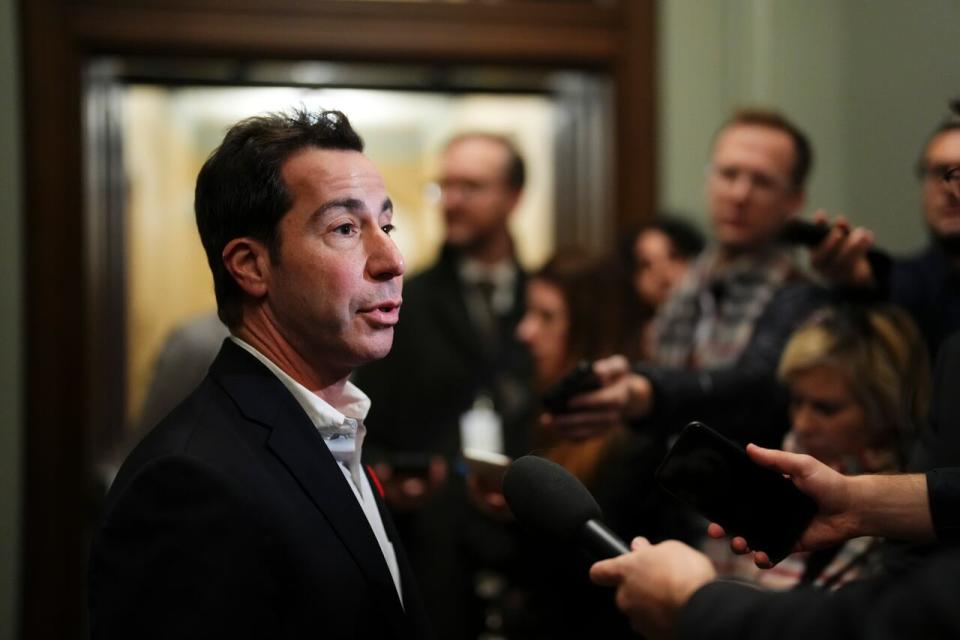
[{"x1": 709, "y1": 304, "x2": 930, "y2": 590}]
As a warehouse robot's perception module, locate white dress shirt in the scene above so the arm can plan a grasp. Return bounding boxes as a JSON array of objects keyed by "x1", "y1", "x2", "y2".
[{"x1": 231, "y1": 337, "x2": 403, "y2": 605}]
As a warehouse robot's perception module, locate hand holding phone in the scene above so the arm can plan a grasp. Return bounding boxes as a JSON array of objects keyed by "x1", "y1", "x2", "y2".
[
  {"x1": 463, "y1": 448, "x2": 513, "y2": 519},
  {"x1": 542, "y1": 360, "x2": 601, "y2": 414},
  {"x1": 462, "y1": 448, "x2": 511, "y2": 486},
  {"x1": 655, "y1": 422, "x2": 817, "y2": 564},
  {"x1": 385, "y1": 451, "x2": 434, "y2": 477},
  {"x1": 778, "y1": 218, "x2": 834, "y2": 247},
  {"x1": 373, "y1": 452, "x2": 447, "y2": 511}
]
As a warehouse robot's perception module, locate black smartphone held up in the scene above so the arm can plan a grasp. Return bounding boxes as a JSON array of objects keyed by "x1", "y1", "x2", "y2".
[
  {"x1": 385, "y1": 451, "x2": 433, "y2": 477},
  {"x1": 655, "y1": 422, "x2": 818, "y2": 563},
  {"x1": 541, "y1": 360, "x2": 601, "y2": 414},
  {"x1": 777, "y1": 219, "x2": 833, "y2": 247}
]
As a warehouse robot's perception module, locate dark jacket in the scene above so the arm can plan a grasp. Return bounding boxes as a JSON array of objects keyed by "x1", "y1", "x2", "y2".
[
  {"x1": 635, "y1": 281, "x2": 827, "y2": 447},
  {"x1": 679, "y1": 468, "x2": 960, "y2": 640},
  {"x1": 89, "y1": 340, "x2": 432, "y2": 640},
  {"x1": 891, "y1": 246, "x2": 960, "y2": 359},
  {"x1": 680, "y1": 549, "x2": 960, "y2": 639}
]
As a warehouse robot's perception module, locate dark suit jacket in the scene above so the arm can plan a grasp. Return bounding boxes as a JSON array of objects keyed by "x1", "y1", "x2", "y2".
[
  {"x1": 891, "y1": 246, "x2": 960, "y2": 359},
  {"x1": 912, "y1": 332, "x2": 960, "y2": 470},
  {"x1": 89, "y1": 340, "x2": 432, "y2": 640},
  {"x1": 679, "y1": 546, "x2": 960, "y2": 639},
  {"x1": 678, "y1": 468, "x2": 960, "y2": 640}
]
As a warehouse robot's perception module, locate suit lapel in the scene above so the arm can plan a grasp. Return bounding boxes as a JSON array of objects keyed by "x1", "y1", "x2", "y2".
[{"x1": 210, "y1": 342, "x2": 410, "y2": 635}]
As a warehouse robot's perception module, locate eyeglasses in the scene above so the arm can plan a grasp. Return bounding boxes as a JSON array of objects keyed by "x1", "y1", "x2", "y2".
[
  {"x1": 436, "y1": 178, "x2": 501, "y2": 199},
  {"x1": 707, "y1": 163, "x2": 793, "y2": 199},
  {"x1": 917, "y1": 163, "x2": 960, "y2": 197}
]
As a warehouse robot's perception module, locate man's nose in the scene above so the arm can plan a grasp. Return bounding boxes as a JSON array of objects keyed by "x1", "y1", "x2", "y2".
[
  {"x1": 945, "y1": 179, "x2": 960, "y2": 202},
  {"x1": 367, "y1": 228, "x2": 405, "y2": 281},
  {"x1": 727, "y1": 173, "x2": 754, "y2": 202},
  {"x1": 516, "y1": 316, "x2": 535, "y2": 344},
  {"x1": 440, "y1": 185, "x2": 463, "y2": 210}
]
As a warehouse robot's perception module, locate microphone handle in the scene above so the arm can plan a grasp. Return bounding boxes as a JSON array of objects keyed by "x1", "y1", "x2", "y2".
[{"x1": 580, "y1": 519, "x2": 630, "y2": 559}]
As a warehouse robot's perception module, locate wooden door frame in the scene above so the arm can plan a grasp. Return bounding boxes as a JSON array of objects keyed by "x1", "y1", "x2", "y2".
[{"x1": 19, "y1": 1, "x2": 656, "y2": 637}]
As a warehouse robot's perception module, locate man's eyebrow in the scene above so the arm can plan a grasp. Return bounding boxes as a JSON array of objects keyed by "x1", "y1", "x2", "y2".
[
  {"x1": 315, "y1": 198, "x2": 365, "y2": 217},
  {"x1": 313, "y1": 197, "x2": 394, "y2": 218}
]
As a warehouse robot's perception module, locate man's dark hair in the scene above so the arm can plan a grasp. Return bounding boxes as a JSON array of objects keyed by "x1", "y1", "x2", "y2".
[
  {"x1": 195, "y1": 108, "x2": 364, "y2": 328},
  {"x1": 444, "y1": 132, "x2": 526, "y2": 190},
  {"x1": 915, "y1": 114, "x2": 960, "y2": 179},
  {"x1": 717, "y1": 108, "x2": 813, "y2": 190}
]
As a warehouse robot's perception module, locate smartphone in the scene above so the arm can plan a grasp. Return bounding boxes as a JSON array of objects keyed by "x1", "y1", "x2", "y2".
[
  {"x1": 655, "y1": 422, "x2": 817, "y2": 563},
  {"x1": 778, "y1": 219, "x2": 832, "y2": 247},
  {"x1": 542, "y1": 360, "x2": 601, "y2": 413},
  {"x1": 462, "y1": 448, "x2": 512, "y2": 487},
  {"x1": 385, "y1": 451, "x2": 433, "y2": 477}
]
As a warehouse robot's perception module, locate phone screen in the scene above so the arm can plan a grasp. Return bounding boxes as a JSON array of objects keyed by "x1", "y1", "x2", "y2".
[{"x1": 655, "y1": 422, "x2": 817, "y2": 563}]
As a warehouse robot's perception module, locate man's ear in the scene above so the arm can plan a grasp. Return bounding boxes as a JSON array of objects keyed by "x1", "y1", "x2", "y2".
[{"x1": 222, "y1": 237, "x2": 271, "y2": 299}]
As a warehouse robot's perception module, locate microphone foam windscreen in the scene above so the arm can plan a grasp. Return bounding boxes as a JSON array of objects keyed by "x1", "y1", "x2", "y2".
[{"x1": 502, "y1": 455, "x2": 602, "y2": 540}]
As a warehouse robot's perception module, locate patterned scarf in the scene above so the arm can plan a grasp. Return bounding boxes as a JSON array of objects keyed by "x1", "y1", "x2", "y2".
[{"x1": 654, "y1": 246, "x2": 804, "y2": 369}]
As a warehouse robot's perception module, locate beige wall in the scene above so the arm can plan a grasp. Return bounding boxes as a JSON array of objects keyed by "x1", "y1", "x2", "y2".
[
  {"x1": 659, "y1": 0, "x2": 960, "y2": 255},
  {"x1": 0, "y1": 0, "x2": 21, "y2": 635}
]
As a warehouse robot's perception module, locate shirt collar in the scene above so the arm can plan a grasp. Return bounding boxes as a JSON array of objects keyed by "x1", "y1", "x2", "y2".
[
  {"x1": 459, "y1": 257, "x2": 516, "y2": 287},
  {"x1": 229, "y1": 336, "x2": 371, "y2": 489},
  {"x1": 700, "y1": 244, "x2": 796, "y2": 283}
]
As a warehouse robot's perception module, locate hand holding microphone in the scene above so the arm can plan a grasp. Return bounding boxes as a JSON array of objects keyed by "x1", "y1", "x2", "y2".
[{"x1": 502, "y1": 455, "x2": 714, "y2": 640}]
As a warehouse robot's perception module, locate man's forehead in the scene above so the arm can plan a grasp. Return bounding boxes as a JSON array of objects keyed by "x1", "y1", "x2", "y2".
[
  {"x1": 712, "y1": 124, "x2": 795, "y2": 171},
  {"x1": 283, "y1": 147, "x2": 385, "y2": 193},
  {"x1": 926, "y1": 129, "x2": 960, "y2": 160},
  {"x1": 442, "y1": 137, "x2": 509, "y2": 174}
]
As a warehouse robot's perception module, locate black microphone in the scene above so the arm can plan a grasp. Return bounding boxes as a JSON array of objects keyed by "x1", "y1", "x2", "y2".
[{"x1": 502, "y1": 455, "x2": 630, "y2": 559}]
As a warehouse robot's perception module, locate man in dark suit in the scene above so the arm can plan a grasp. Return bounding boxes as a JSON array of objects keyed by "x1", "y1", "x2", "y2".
[
  {"x1": 890, "y1": 118, "x2": 960, "y2": 358},
  {"x1": 353, "y1": 133, "x2": 534, "y2": 637},
  {"x1": 89, "y1": 109, "x2": 431, "y2": 639}
]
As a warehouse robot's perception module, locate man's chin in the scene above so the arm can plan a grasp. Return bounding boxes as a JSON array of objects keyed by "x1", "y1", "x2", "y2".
[
  {"x1": 717, "y1": 236, "x2": 764, "y2": 256},
  {"x1": 357, "y1": 334, "x2": 395, "y2": 364},
  {"x1": 443, "y1": 224, "x2": 474, "y2": 247}
]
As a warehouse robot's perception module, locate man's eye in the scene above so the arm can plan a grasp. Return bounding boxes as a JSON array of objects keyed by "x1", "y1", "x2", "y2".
[
  {"x1": 381, "y1": 224, "x2": 396, "y2": 235},
  {"x1": 334, "y1": 223, "x2": 356, "y2": 235},
  {"x1": 753, "y1": 175, "x2": 776, "y2": 190},
  {"x1": 719, "y1": 167, "x2": 739, "y2": 181}
]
